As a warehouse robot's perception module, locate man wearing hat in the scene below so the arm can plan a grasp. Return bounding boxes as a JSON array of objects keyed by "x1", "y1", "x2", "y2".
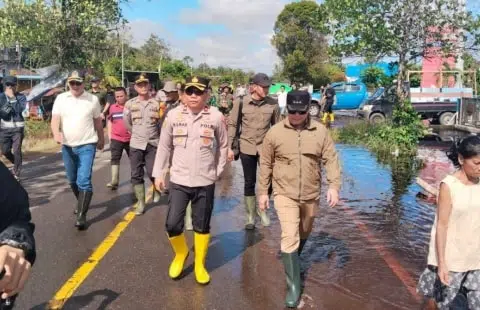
[
  {"x1": 123, "y1": 73, "x2": 162, "y2": 215},
  {"x1": 157, "y1": 80, "x2": 194, "y2": 230},
  {"x1": 227, "y1": 73, "x2": 281, "y2": 230},
  {"x1": 0, "y1": 76, "x2": 27, "y2": 180},
  {"x1": 218, "y1": 83, "x2": 234, "y2": 116},
  {"x1": 50, "y1": 70, "x2": 105, "y2": 230},
  {"x1": 159, "y1": 81, "x2": 181, "y2": 120},
  {"x1": 153, "y1": 76, "x2": 228, "y2": 285},
  {"x1": 257, "y1": 90, "x2": 341, "y2": 308}
]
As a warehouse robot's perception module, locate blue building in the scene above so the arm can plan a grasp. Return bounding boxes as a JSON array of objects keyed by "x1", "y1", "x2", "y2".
[{"x1": 345, "y1": 62, "x2": 398, "y2": 82}]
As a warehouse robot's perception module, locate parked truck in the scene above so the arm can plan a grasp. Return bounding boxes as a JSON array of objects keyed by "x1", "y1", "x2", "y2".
[{"x1": 358, "y1": 83, "x2": 473, "y2": 125}]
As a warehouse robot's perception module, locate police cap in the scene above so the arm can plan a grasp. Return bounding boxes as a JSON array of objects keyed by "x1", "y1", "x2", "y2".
[
  {"x1": 67, "y1": 70, "x2": 85, "y2": 83},
  {"x1": 185, "y1": 76, "x2": 210, "y2": 91},
  {"x1": 135, "y1": 73, "x2": 149, "y2": 84},
  {"x1": 286, "y1": 90, "x2": 311, "y2": 113}
]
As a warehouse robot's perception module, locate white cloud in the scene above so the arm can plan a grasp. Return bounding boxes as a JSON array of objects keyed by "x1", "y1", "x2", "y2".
[
  {"x1": 126, "y1": 0, "x2": 289, "y2": 74},
  {"x1": 125, "y1": 19, "x2": 165, "y2": 47},
  {"x1": 177, "y1": 0, "x2": 290, "y2": 74},
  {"x1": 179, "y1": 0, "x2": 287, "y2": 33}
]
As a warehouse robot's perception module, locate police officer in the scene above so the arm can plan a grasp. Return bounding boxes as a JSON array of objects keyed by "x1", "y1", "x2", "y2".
[
  {"x1": 158, "y1": 81, "x2": 194, "y2": 231},
  {"x1": 258, "y1": 91, "x2": 341, "y2": 308},
  {"x1": 153, "y1": 76, "x2": 228, "y2": 285},
  {"x1": 123, "y1": 73, "x2": 162, "y2": 215},
  {"x1": 227, "y1": 73, "x2": 281, "y2": 230}
]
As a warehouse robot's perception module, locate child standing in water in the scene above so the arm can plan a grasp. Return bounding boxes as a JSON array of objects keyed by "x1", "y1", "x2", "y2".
[{"x1": 417, "y1": 135, "x2": 480, "y2": 309}]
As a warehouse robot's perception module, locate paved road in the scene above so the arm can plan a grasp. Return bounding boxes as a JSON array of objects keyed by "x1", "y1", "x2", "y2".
[{"x1": 13, "y1": 145, "x2": 425, "y2": 310}]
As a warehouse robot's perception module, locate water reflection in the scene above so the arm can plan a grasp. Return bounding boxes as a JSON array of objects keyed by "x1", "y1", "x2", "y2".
[{"x1": 337, "y1": 144, "x2": 435, "y2": 271}]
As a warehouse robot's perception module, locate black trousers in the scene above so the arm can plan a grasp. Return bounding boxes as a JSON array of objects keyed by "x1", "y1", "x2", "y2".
[
  {"x1": 166, "y1": 182, "x2": 215, "y2": 237},
  {"x1": 130, "y1": 144, "x2": 156, "y2": 185},
  {"x1": 324, "y1": 101, "x2": 334, "y2": 113},
  {"x1": 0, "y1": 128, "x2": 24, "y2": 176},
  {"x1": 110, "y1": 139, "x2": 130, "y2": 165},
  {"x1": 240, "y1": 152, "x2": 272, "y2": 197}
]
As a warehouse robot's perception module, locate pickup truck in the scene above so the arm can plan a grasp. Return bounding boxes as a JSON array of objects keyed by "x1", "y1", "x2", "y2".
[
  {"x1": 358, "y1": 85, "x2": 472, "y2": 125},
  {"x1": 309, "y1": 82, "x2": 368, "y2": 120}
]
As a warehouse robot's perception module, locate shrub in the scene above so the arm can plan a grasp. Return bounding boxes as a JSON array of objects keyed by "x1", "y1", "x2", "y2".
[{"x1": 335, "y1": 100, "x2": 424, "y2": 156}]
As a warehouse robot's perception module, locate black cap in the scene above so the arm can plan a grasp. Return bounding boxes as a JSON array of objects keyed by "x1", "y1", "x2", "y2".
[
  {"x1": 252, "y1": 73, "x2": 272, "y2": 87},
  {"x1": 67, "y1": 70, "x2": 85, "y2": 83},
  {"x1": 286, "y1": 90, "x2": 310, "y2": 112},
  {"x1": 90, "y1": 76, "x2": 100, "y2": 83},
  {"x1": 185, "y1": 76, "x2": 210, "y2": 91},
  {"x1": 4, "y1": 76, "x2": 17, "y2": 85},
  {"x1": 134, "y1": 73, "x2": 149, "y2": 84}
]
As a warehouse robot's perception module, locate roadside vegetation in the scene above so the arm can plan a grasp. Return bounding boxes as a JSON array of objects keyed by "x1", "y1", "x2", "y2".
[
  {"x1": 334, "y1": 101, "x2": 425, "y2": 156},
  {"x1": 23, "y1": 120, "x2": 58, "y2": 154}
]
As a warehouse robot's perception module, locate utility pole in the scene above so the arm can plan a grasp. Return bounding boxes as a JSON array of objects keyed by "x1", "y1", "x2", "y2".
[{"x1": 121, "y1": 29, "x2": 124, "y2": 87}]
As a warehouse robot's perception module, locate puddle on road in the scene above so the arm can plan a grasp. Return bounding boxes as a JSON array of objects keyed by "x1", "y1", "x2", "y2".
[{"x1": 210, "y1": 143, "x2": 441, "y2": 309}]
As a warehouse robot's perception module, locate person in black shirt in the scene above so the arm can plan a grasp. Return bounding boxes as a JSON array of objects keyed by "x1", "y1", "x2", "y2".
[
  {"x1": 321, "y1": 83, "x2": 336, "y2": 124},
  {"x1": 0, "y1": 161, "x2": 36, "y2": 308}
]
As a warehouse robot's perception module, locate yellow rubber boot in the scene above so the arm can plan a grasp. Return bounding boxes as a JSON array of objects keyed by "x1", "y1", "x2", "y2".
[
  {"x1": 329, "y1": 113, "x2": 335, "y2": 123},
  {"x1": 321, "y1": 112, "x2": 328, "y2": 123},
  {"x1": 194, "y1": 232, "x2": 211, "y2": 285},
  {"x1": 168, "y1": 233, "x2": 189, "y2": 279}
]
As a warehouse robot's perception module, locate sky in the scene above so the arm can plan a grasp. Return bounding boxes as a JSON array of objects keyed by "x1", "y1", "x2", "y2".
[{"x1": 121, "y1": 0, "x2": 480, "y2": 74}]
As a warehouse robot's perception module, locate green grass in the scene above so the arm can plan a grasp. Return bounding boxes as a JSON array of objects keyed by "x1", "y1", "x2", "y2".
[{"x1": 332, "y1": 121, "x2": 423, "y2": 157}]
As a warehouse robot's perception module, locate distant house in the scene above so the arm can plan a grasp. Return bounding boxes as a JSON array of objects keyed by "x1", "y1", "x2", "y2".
[{"x1": 0, "y1": 68, "x2": 42, "y2": 92}]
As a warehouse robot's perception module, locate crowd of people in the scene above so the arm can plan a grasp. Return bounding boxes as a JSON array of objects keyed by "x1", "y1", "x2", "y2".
[{"x1": 0, "y1": 68, "x2": 479, "y2": 309}]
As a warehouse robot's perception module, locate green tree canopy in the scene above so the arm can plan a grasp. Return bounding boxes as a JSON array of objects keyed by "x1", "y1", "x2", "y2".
[
  {"x1": 272, "y1": 0, "x2": 332, "y2": 86},
  {"x1": 0, "y1": 0, "x2": 126, "y2": 69}
]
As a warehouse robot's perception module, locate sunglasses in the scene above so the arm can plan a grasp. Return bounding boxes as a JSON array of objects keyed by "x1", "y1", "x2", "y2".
[
  {"x1": 5, "y1": 83, "x2": 17, "y2": 87},
  {"x1": 185, "y1": 88, "x2": 206, "y2": 96},
  {"x1": 69, "y1": 81, "x2": 83, "y2": 86},
  {"x1": 288, "y1": 110, "x2": 308, "y2": 115}
]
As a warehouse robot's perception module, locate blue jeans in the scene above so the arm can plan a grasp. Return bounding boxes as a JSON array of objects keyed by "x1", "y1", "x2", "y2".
[{"x1": 62, "y1": 144, "x2": 96, "y2": 192}]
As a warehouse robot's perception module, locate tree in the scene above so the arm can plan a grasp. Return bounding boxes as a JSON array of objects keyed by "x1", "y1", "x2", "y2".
[
  {"x1": 0, "y1": 0, "x2": 126, "y2": 69},
  {"x1": 272, "y1": 0, "x2": 330, "y2": 85},
  {"x1": 361, "y1": 67, "x2": 387, "y2": 90},
  {"x1": 325, "y1": 0, "x2": 480, "y2": 99},
  {"x1": 161, "y1": 60, "x2": 190, "y2": 80}
]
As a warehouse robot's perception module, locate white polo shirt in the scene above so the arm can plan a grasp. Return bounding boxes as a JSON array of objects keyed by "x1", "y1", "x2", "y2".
[{"x1": 52, "y1": 91, "x2": 102, "y2": 147}]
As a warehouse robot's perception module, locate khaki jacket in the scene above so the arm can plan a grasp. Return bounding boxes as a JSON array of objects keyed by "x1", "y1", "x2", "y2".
[
  {"x1": 152, "y1": 105, "x2": 228, "y2": 187},
  {"x1": 258, "y1": 118, "x2": 342, "y2": 201},
  {"x1": 227, "y1": 95, "x2": 281, "y2": 156},
  {"x1": 123, "y1": 97, "x2": 161, "y2": 150}
]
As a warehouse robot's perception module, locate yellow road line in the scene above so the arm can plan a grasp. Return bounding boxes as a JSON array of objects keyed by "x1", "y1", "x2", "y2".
[{"x1": 47, "y1": 188, "x2": 155, "y2": 309}]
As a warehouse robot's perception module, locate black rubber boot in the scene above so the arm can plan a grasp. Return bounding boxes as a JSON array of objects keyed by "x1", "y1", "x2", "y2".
[
  {"x1": 75, "y1": 191, "x2": 93, "y2": 230},
  {"x1": 282, "y1": 251, "x2": 301, "y2": 308},
  {"x1": 70, "y1": 183, "x2": 80, "y2": 214},
  {"x1": 298, "y1": 239, "x2": 307, "y2": 256}
]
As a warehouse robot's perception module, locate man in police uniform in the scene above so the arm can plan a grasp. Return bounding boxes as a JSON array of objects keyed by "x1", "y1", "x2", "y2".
[
  {"x1": 153, "y1": 76, "x2": 228, "y2": 285},
  {"x1": 227, "y1": 73, "x2": 281, "y2": 230},
  {"x1": 123, "y1": 73, "x2": 162, "y2": 215},
  {"x1": 258, "y1": 91, "x2": 341, "y2": 308}
]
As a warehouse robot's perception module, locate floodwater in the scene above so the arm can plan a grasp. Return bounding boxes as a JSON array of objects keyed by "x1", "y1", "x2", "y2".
[{"x1": 211, "y1": 143, "x2": 438, "y2": 309}]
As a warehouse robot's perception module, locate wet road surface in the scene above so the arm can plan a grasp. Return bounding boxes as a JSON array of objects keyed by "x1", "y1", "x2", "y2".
[{"x1": 14, "y1": 143, "x2": 438, "y2": 309}]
